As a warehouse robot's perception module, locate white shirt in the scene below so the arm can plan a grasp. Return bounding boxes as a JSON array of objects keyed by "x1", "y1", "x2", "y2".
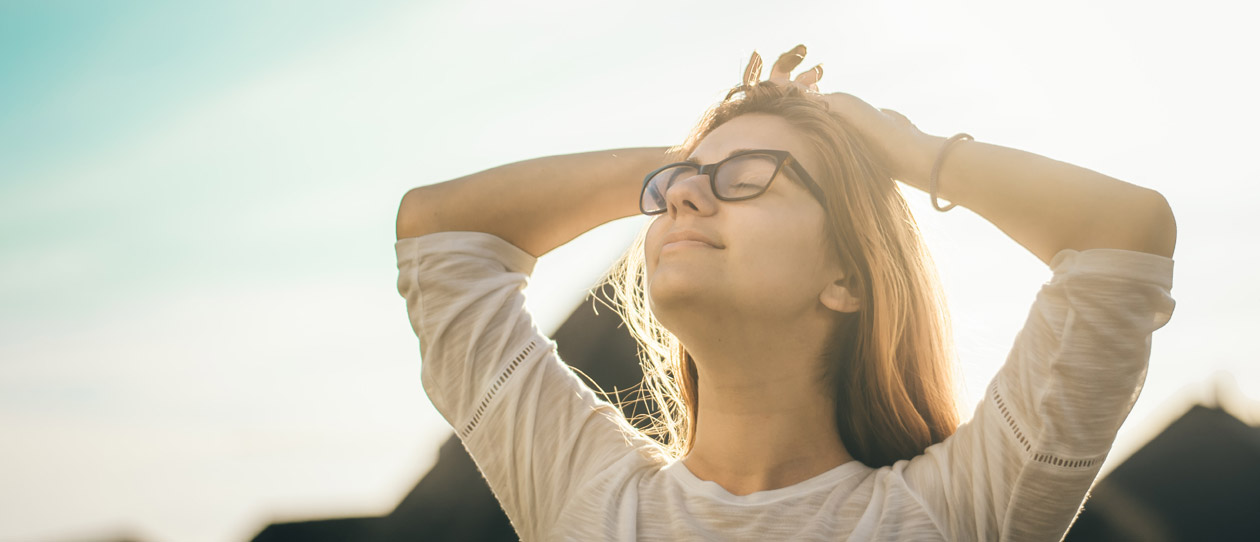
[{"x1": 395, "y1": 231, "x2": 1175, "y2": 541}]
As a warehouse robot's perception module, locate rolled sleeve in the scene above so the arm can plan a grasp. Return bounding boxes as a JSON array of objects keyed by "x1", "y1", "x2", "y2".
[{"x1": 903, "y1": 247, "x2": 1175, "y2": 541}]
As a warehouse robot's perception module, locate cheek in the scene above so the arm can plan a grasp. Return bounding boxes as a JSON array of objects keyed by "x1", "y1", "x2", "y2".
[
  {"x1": 643, "y1": 217, "x2": 667, "y2": 275},
  {"x1": 740, "y1": 219, "x2": 829, "y2": 284},
  {"x1": 746, "y1": 239, "x2": 803, "y2": 281}
]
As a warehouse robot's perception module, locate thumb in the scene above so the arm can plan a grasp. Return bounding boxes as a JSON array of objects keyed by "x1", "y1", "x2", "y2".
[
  {"x1": 879, "y1": 108, "x2": 906, "y2": 121},
  {"x1": 879, "y1": 108, "x2": 919, "y2": 129}
]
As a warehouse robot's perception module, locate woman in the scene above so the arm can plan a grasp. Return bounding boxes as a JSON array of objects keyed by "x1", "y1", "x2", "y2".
[{"x1": 394, "y1": 45, "x2": 1177, "y2": 541}]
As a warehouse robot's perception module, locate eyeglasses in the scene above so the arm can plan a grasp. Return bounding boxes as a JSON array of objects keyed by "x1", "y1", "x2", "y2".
[{"x1": 639, "y1": 149, "x2": 825, "y2": 215}]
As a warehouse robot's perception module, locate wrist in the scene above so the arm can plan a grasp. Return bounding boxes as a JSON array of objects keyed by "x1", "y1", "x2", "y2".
[
  {"x1": 927, "y1": 133, "x2": 973, "y2": 212},
  {"x1": 904, "y1": 133, "x2": 947, "y2": 190},
  {"x1": 609, "y1": 146, "x2": 675, "y2": 218}
]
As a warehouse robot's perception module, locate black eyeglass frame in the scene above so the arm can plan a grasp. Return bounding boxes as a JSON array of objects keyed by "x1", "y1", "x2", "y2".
[{"x1": 639, "y1": 149, "x2": 826, "y2": 216}]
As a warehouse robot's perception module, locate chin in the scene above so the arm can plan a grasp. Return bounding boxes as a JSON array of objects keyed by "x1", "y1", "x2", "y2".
[{"x1": 647, "y1": 274, "x2": 711, "y2": 323}]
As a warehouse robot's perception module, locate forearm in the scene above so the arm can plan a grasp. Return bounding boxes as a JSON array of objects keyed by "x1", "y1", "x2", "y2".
[
  {"x1": 396, "y1": 147, "x2": 675, "y2": 257},
  {"x1": 917, "y1": 137, "x2": 1176, "y2": 265}
]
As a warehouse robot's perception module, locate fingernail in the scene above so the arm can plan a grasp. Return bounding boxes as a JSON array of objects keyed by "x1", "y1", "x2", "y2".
[
  {"x1": 793, "y1": 44, "x2": 807, "y2": 53},
  {"x1": 815, "y1": 63, "x2": 824, "y2": 77}
]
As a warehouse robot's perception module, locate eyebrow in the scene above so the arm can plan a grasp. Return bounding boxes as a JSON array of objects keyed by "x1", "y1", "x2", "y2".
[{"x1": 684, "y1": 148, "x2": 762, "y2": 164}]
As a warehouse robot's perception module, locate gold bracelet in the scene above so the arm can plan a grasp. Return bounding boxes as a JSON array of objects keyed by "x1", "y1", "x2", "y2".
[{"x1": 929, "y1": 133, "x2": 973, "y2": 212}]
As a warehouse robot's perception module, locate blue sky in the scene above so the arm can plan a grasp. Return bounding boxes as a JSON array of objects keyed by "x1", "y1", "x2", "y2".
[
  {"x1": 1, "y1": 1, "x2": 1257, "y2": 540},
  {"x1": 1, "y1": 1, "x2": 415, "y2": 325},
  {"x1": 0, "y1": 2, "x2": 407, "y2": 178}
]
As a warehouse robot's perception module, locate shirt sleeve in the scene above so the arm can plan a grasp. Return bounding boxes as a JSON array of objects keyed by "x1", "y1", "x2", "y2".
[
  {"x1": 395, "y1": 231, "x2": 661, "y2": 540},
  {"x1": 901, "y1": 247, "x2": 1176, "y2": 542}
]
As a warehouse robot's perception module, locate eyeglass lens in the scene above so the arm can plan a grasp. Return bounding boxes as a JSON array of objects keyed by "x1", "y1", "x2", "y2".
[{"x1": 641, "y1": 153, "x2": 781, "y2": 214}]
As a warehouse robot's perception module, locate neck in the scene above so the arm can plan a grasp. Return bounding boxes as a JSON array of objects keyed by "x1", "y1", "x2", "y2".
[{"x1": 675, "y1": 316, "x2": 854, "y2": 496}]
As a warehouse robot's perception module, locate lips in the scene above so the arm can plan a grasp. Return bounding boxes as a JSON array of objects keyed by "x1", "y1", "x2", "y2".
[{"x1": 662, "y1": 229, "x2": 723, "y2": 249}]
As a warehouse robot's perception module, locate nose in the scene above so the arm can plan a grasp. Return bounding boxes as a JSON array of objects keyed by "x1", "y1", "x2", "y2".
[{"x1": 665, "y1": 172, "x2": 718, "y2": 218}]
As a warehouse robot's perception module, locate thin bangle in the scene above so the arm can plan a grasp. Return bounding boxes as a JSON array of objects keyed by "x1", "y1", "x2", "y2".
[{"x1": 930, "y1": 133, "x2": 973, "y2": 212}]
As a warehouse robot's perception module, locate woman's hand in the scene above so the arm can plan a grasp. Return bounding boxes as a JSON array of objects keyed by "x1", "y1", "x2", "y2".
[
  {"x1": 763, "y1": 44, "x2": 823, "y2": 92},
  {"x1": 747, "y1": 45, "x2": 947, "y2": 186}
]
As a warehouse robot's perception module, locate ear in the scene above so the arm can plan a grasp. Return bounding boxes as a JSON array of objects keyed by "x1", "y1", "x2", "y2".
[{"x1": 820, "y1": 278, "x2": 861, "y2": 313}]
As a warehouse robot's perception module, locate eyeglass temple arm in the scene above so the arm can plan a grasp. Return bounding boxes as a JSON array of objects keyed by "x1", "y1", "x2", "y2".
[{"x1": 786, "y1": 159, "x2": 827, "y2": 204}]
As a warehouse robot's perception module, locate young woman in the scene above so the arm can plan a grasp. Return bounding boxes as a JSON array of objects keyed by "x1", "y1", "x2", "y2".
[{"x1": 394, "y1": 45, "x2": 1177, "y2": 541}]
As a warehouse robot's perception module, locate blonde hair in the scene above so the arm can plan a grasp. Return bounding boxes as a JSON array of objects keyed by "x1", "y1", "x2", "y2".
[{"x1": 600, "y1": 82, "x2": 962, "y2": 468}]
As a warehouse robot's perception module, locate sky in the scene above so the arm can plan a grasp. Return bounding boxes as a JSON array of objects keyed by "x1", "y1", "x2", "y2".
[{"x1": 1, "y1": 1, "x2": 1258, "y2": 540}]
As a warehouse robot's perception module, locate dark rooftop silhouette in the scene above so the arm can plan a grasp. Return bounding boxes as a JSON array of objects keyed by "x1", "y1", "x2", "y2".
[{"x1": 249, "y1": 283, "x2": 1260, "y2": 542}]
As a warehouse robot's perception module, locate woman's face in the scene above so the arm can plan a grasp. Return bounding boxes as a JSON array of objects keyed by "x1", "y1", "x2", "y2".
[{"x1": 645, "y1": 113, "x2": 847, "y2": 329}]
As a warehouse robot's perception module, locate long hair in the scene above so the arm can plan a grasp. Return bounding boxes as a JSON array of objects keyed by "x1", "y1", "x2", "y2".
[{"x1": 601, "y1": 81, "x2": 962, "y2": 469}]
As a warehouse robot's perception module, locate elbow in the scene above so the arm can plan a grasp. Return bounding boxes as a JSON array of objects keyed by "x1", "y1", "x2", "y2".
[
  {"x1": 1065, "y1": 188, "x2": 1178, "y2": 259},
  {"x1": 396, "y1": 187, "x2": 440, "y2": 241},
  {"x1": 1137, "y1": 190, "x2": 1177, "y2": 259}
]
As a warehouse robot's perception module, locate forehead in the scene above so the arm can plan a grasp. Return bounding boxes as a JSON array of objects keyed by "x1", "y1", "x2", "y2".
[{"x1": 688, "y1": 113, "x2": 817, "y2": 169}]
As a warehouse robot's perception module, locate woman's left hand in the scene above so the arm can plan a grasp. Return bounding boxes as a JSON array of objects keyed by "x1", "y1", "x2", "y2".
[{"x1": 749, "y1": 45, "x2": 947, "y2": 186}]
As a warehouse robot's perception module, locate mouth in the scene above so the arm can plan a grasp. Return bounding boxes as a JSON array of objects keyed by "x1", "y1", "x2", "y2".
[
  {"x1": 661, "y1": 239, "x2": 717, "y2": 252},
  {"x1": 660, "y1": 228, "x2": 724, "y2": 251}
]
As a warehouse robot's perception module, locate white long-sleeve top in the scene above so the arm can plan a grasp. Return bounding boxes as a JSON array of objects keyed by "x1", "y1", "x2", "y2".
[{"x1": 395, "y1": 231, "x2": 1176, "y2": 541}]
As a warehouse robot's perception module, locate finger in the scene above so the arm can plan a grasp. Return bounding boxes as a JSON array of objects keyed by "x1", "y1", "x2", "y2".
[
  {"x1": 880, "y1": 108, "x2": 919, "y2": 128},
  {"x1": 769, "y1": 44, "x2": 807, "y2": 83},
  {"x1": 742, "y1": 51, "x2": 763, "y2": 88},
  {"x1": 770, "y1": 46, "x2": 805, "y2": 82},
  {"x1": 793, "y1": 63, "x2": 823, "y2": 87},
  {"x1": 879, "y1": 108, "x2": 907, "y2": 121}
]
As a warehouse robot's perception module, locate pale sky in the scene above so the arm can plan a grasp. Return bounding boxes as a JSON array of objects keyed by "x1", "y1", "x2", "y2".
[{"x1": 1, "y1": 1, "x2": 1257, "y2": 541}]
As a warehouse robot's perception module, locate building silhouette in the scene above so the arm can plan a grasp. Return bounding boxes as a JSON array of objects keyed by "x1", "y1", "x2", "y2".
[{"x1": 249, "y1": 284, "x2": 1260, "y2": 541}]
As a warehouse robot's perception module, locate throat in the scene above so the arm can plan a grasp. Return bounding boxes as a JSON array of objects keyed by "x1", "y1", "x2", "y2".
[{"x1": 682, "y1": 450, "x2": 853, "y2": 496}]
